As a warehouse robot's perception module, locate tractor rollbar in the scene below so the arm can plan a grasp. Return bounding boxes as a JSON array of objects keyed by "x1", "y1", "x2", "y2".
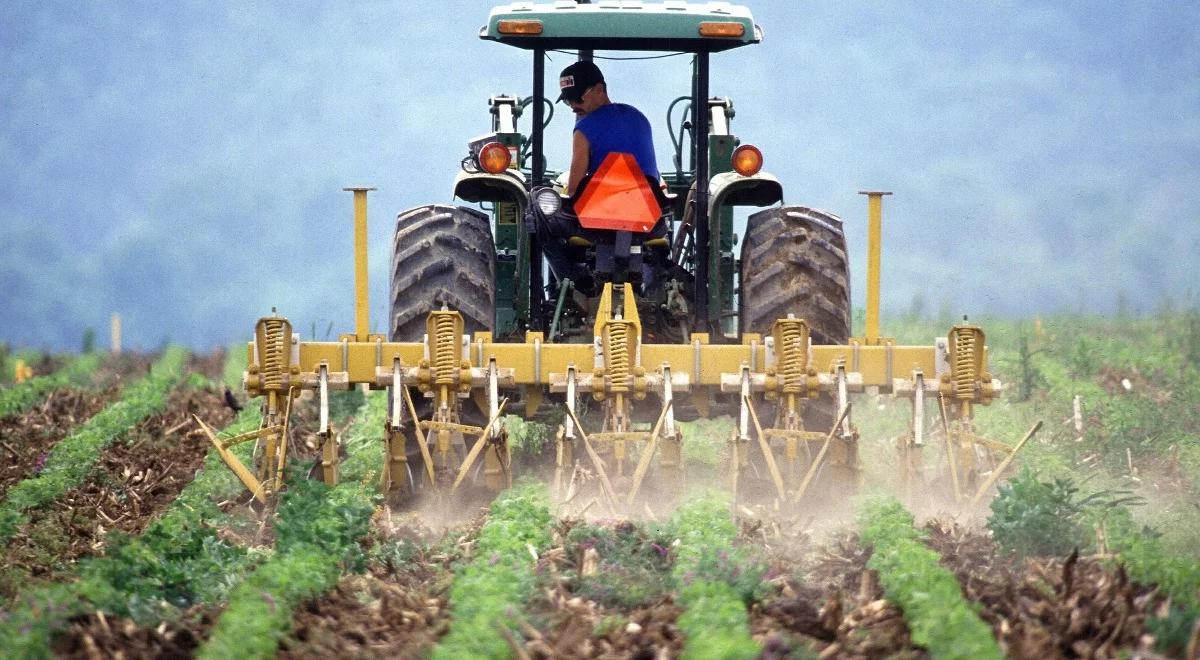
[
  {"x1": 693, "y1": 52, "x2": 711, "y2": 330},
  {"x1": 529, "y1": 48, "x2": 547, "y2": 330}
]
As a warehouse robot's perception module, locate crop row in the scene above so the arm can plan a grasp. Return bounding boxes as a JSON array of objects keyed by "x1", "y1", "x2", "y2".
[
  {"x1": 1106, "y1": 510, "x2": 1200, "y2": 650},
  {"x1": 668, "y1": 493, "x2": 761, "y2": 660},
  {"x1": 197, "y1": 391, "x2": 386, "y2": 658},
  {"x1": 0, "y1": 347, "x2": 186, "y2": 544},
  {"x1": 0, "y1": 353, "x2": 101, "y2": 418},
  {"x1": 433, "y1": 482, "x2": 554, "y2": 659},
  {"x1": 0, "y1": 352, "x2": 256, "y2": 657},
  {"x1": 859, "y1": 497, "x2": 1002, "y2": 660}
]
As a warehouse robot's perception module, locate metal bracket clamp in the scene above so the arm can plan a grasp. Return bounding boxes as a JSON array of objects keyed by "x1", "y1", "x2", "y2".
[
  {"x1": 737, "y1": 366, "x2": 751, "y2": 443},
  {"x1": 661, "y1": 364, "x2": 676, "y2": 439},
  {"x1": 318, "y1": 364, "x2": 330, "y2": 436},
  {"x1": 912, "y1": 370, "x2": 924, "y2": 447},
  {"x1": 487, "y1": 359, "x2": 500, "y2": 440},
  {"x1": 390, "y1": 359, "x2": 404, "y2": 431},
  {"x1": 836, "y1": 364, "x2": 852, "y2": 438},
  {"x1": 719, "y1": 370, "x2": 862, "y2": 394},
  {"x1": 548, "y1": 369, "x2": 688, "y2": 393},
  {"x1": 564, "y1": 366, "x2": 577, "y2": 440}
]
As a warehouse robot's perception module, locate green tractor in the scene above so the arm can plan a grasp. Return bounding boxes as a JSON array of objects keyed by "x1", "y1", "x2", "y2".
[
  {"x1": 394, "y1": 2, "x2": 847, "y2": 349},
  {"x1": 388, "y1": 1, "x2": 852, "y2": 503}
]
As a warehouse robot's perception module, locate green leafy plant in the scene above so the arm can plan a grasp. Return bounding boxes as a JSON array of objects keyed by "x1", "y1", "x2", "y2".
[
  {"x1": 860, "y1": 498, "x2": 1001, "y2": 660},
  {"x1": 565, "y1": 521, "x2": 672, "y2": 609},
  {"x1": 1100, "y1": 507, "x2": 1200, "y2": 655},
  {"x1": 198, "y1": 478, "x2": 376, "y2": 660},
  {"x1": 504, "y1": 414, "x2": 552, "y2": 457},
  {"x1": 0, "y1": 400, "x2": 264, "y2": 656},
  {"x1": 198, "y1": 393, "x2": 385, "y2": 660},
  {"x1": 988, "y1": 469, "x2": 1145, "y2": 558},
  {"x1": 667, "y1": 493, "x2": 760, "y2": 660},
  {"x1": 433, "y1": 482, "x2": 553, "y2": 660}
]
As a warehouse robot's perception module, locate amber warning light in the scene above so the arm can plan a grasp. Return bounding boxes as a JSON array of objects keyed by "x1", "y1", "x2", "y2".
[
  {"x1": 498, "y1": 20, "x2": 544, "y2": 35},
  {"x1": 478, "y1": 142, "x2": 513, "y2": 174},
  {"x1": 732, "y1": 144, "x2": 763, "y2": 176},
  {"x1": 699, "y1": 22, "x2": 746, "y2": 38}
]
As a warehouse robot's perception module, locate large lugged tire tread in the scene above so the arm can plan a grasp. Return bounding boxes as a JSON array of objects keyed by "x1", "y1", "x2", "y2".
[
  {"x1": 390, "y1": 204, "x2": 495, "y2": 341},
  {"x1": 739, "y1": 206, "x2": 850, "y2": 345}
]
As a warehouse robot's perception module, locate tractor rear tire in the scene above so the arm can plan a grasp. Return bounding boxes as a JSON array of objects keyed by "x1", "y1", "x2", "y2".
[
  {"x1": 389, "y1": 204, "x2": 495, "y2": 340},
  {"x1": 739, "y1": 206, "x2": 851, "y2": 503},
  {"x1": 389, "y1": 204, "x2": 496, "y2": 497},
  {"x1": 739, "y1": 206, "x2": 850, "y2": 344}
]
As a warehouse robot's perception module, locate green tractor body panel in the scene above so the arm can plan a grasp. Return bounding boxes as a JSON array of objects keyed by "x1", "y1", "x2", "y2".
[{"x1": 483, "y1": 1, "x2": 760, "y2": 52}]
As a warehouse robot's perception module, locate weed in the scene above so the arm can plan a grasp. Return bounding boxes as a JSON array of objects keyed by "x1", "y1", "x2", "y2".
[
  {"x1": 988, "y1": 468, "x2": 1144, "y2": 557},
  {"x1": 565, "y1": 521, "x2": 672, "y2": 609}
]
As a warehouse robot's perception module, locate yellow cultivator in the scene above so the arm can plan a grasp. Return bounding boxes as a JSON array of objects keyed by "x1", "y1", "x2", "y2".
[{"x1": 207, "y1": 190, "x2": 1017, "y2": 514}]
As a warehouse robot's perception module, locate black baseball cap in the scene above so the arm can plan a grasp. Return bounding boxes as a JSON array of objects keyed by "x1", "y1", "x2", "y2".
[{"x1": 558, "y1": 60, "x2": 604, "y2": 103}]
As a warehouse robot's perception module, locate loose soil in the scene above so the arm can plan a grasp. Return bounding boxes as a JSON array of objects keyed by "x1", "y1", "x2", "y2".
[
  {"x1": 53, "y1": 606, "x2": 218, "y2": 659},
  {"x1": 0, "y1": 352, "x2": 168, "y2": 499},
  {"x1": 925, "y1": 520, "x2": 1168, "y2": 659},
  {"x1": 278, "y1": 517, "x2": 477, "y2": 659},
  {"x1": 751, "y1": 530, "x2": 923, "y2": 659},
  {"x1": 0, "y1": 386, "x2": 118, "y2": 499},
  {"x1": 0, "y1": 384, "x2": 235, "y2": 600},
  {"x1": 523, "y1": 518, "x2": 685, "y2": 659}
]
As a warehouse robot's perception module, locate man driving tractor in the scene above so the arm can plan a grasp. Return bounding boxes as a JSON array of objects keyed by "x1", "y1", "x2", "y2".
[
  {"x1": 558, "y1": 60, "x2": 659, "y2": 195},
  {"x1": 534, "y1": 60, "x2": 668, "y2": 294}
]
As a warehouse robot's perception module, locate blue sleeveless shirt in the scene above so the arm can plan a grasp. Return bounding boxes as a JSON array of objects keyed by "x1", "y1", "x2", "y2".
[{"x1": 574, "y1": 103, "x2": 659, "y2": 179}]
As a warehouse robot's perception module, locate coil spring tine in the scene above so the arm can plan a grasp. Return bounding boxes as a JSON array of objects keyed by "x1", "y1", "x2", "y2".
[
  {"x1": 261, "y1": 319, "x2": 286, "y2": 390},
  {"x1": 433, "y1": 313, "x2": 457, "y2": 385}
]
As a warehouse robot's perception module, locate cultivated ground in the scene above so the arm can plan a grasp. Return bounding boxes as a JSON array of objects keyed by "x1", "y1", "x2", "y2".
[{"x1": 0, "y1": 312, "x2": 1197, "y2": 658}]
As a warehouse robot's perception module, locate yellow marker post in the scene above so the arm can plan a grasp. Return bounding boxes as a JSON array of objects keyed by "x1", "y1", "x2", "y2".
[
  {"x1": 13, "y1": 359, "x2": 33, "y2": 384},
  {"x1": 344, "y1": 187, "x2": 377, "y2": 342},
  {"x1": 858, "y1": 191, "x2": 892, "y2": 346}
]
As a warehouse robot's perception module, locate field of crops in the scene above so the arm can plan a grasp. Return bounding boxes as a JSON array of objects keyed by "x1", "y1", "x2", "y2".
[{"x1": 0, "y1": 312, "x2": 1197, "y2": 659}]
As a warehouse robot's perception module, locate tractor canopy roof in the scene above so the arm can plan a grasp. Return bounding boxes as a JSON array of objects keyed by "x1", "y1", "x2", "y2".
[{"x1": 481, "y1": 1, "x2": 761, "y2": 52}]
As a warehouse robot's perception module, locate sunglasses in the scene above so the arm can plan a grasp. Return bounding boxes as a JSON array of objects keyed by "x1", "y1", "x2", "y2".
[{"x1": 564, "y1": 84, "x2": 596, "y2": 105}]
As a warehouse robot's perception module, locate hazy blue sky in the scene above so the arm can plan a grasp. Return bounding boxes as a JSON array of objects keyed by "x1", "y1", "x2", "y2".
[{"x1": 2, "y1": 1, "x2": 1197, "y2": 350}]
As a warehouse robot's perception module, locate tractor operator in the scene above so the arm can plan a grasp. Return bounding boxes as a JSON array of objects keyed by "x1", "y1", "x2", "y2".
[
  {"x1": 533, "y1": 60, "x2": 665, "y2": 295},
  {"x1": 558, "y1": 60, "x2": 659, "y2": 195}
]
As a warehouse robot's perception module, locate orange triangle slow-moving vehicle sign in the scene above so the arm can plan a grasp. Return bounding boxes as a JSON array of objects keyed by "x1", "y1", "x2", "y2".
[{"x1": 575, "y1": 152, "x2": 661, "y2": 233}]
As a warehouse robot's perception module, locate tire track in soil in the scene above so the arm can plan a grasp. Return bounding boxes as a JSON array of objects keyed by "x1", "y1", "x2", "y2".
[
  {"x1": 0, "y1": 353, "x2": 166, "y2": 499},
  {"x1": 751, "y1": 530, "x2": 925, "y2": 659},
  {"x1": 923, "y1": 520, "x2": 1168, "y2": 659},
  {"x1": 0, "y1": 371, "x2": 237, "y2": 599}
]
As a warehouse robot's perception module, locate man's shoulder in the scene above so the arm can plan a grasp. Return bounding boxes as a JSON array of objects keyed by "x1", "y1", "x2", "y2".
[
  {"x1": 577, "y1": 103, "x2": 652, "y2": 135},
  {"x1": 611, "y1": 103, "x2": 649, "y2": 120}
]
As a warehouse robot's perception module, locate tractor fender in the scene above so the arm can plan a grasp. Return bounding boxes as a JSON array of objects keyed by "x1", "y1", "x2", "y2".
[
  {"x1": 452, "y1": 169, "x2": 528, "y2": 207},
  {"x1": 708, "y1": 170, "x2": 783, "y2": 216}
]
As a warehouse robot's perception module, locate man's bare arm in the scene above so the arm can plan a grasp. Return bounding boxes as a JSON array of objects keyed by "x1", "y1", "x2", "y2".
[{"x1": 567, "y1": 130, "x2": 589, "y2": 196}]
